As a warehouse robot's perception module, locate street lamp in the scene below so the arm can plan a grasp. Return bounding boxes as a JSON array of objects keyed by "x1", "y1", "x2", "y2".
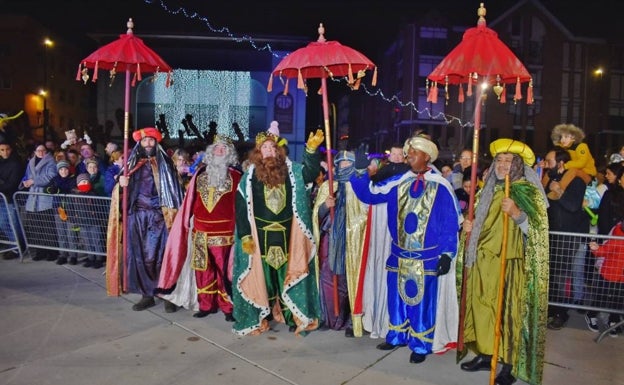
[{"x1": 42, "y1": 37, "x2": 53, "y2": 141}]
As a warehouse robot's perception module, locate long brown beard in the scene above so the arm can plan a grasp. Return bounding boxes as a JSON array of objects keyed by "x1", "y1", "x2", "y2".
[{"x1": 252, "y1": 150, "x2": 287, "y2": 188}]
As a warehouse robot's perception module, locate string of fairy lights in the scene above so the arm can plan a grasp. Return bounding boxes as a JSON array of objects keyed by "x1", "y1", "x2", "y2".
[{"x1": 142, "y1": 0, "x2": 475, "y2": 129}]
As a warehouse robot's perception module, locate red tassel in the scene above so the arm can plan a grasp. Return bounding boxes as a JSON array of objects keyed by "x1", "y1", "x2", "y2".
[
  {"x1": 500, "y1": 86, "x2": 506, "y2": 103},
  {"x1": 431, "y1": 83, "x2": 438, "y2": 104},
  {"x1": 467, "y1": 73, "x2": 473, "y2": 97},
  {"x1": 131, "y1": 72, "x2": 137, "y2": 87},
  {"x1": 267, "y1": 74, "x2": 273, "y2": 92},
  {"x1": 353, "y1": 78, "x2": 361, "y2": 90},
  {"x1": 297, "y1": 69, "x2": 304, "y2": 90},
  {"x1": 348, "y1": 63, "x2": 354, "y2": 84},
  {"x1": 458, "y1": 84, "x2": 465, "y2": 103},
  {"x1": 75, "y1": 64, "x2": 82, "y2": 81},
  {"x1": 372, "y1": 66, "x2": 377, "y2": 86},
  {"x1": 527, "y1": 79, "x2": 534, "y2": 104},
  {"x1": 136, "y1": 63, "x2": 142, "y2": 82},
  {"x1": 514, "y1": 77, "x2": 522, "y2": 101},
  {"x1": 93, "y1": 61, "x2": 99, "y2": 82},
  {"x1": 284, "y1": 78, "x2": 289, "y2": 95}
]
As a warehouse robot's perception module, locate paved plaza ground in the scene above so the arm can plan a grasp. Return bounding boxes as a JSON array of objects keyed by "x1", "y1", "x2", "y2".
[{"x1": 1, "y1": 255, "x2": 622, "y2": 385}]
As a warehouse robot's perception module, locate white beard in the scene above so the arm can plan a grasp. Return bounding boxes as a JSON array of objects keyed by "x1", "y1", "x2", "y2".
[{"x1": 204, "y1": 155, "x2": 229, "y2": 188}]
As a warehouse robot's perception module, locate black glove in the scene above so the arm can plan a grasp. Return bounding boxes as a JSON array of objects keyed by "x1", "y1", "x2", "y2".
[
  {"x1": 354, "y1": 142, "x2": 370, "y2": 170},
  {"x1": 436, "y1": 254, "x2": 452, "y2": 276}
]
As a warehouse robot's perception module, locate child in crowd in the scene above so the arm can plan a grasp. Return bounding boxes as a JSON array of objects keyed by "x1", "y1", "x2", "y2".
[
  {"x1": 68, "y1": 173, "x2": 105, "y2": 269},
  {"x1": 86, "y1": 159, "x2": 105, "y2": 196},
  {"x1": 104, "y1": 150, "x2": 123, "y2": 196},
  {"x1": 548, "y1": 124, "x2": 597, "y2": 199},
  {"x1": 46, "y1": 160, "x2": 78, "y2": 265},
  {"x1": 587, "y1": 220, "x2": 624, "y2": 336}
]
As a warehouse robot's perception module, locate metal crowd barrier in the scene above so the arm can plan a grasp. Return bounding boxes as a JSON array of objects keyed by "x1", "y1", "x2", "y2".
[
  {"x1": 6, "y1": 192, "x2": 624, "y2": 343},
  {"x1": 549, "y1": 230, "x2": 624, "y2": 342},
  {"x1": 0, "y1": 192, "x2": 24, "y2": 259},
  {"x1": 13, "y1": 191, "x2": 111, "y2": 260}
]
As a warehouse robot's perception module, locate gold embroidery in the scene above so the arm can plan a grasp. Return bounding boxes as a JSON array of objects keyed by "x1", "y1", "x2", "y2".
[
  {"x1": 264, "y1": 246, "x2": 288, "y2": 269},
  {"x1": 197, "y1": 173, "x2": 232, "y2": 213},
  {"x1": 264, "y1": 185, "x2": 286, "y2": 214},
  {"x1": 397, "y1": 179, "x2": 437, "y2": 249},
  {"x1": 398, "y1": 258, "x2": 425, "y2": 306}
]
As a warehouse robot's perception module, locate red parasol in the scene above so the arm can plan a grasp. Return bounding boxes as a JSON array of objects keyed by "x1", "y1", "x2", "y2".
[
  {"x1": 427, "y1": 3, "x2": 532, "y2": 224},
  {"x1": 268, "y1": 23, "x2": 377, "y2": 207},
  {"x1": 426, "y1": 3, "x2": 533, "y2": 372},
  {"x1": 268, "y1": 23, "x2": 377, "y2": 318},
  {"x1": 76, "y1": 18, "x2": 172, "y2": 296}
]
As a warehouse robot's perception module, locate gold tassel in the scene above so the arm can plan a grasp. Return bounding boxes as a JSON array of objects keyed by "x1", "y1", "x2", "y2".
[
  {"x1": 267, "y1": 73, "x2": 273, "y2": 92},
  {"x1": 348, "y1": 63, "x2": 354, "y2": 84},
  {"x1": 297, "y1": 69, "x2": 304, "y2": 90},
  {"x1": 372, "y1": 66, "x2": 377, "y2": 86},
  {"x1": 514, "y1": 77, "x2": 522, "y2": 101},
  {"x1": 458, "y1": 84, "x2": 465, "y2": 103},
  {"x1": 283, "y1": 78, "x2": 289, "y2": 96}
]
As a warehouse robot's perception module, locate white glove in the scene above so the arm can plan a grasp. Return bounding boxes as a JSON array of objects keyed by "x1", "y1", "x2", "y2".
[
  {"x1": 61, "y1": 139, "x2": 71, "y2": 149},
  {"x1": 595, "y1": 257, "x2": 605, "y2": 271}
]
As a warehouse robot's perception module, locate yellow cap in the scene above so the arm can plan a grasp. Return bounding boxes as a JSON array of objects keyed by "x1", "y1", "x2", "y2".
[{"x1": 489, "y1": 138, "x2": 535, "y2": 166}]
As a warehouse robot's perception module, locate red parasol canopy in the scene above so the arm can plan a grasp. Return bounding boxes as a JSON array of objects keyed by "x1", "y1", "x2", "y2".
[
  {"x1": 268, "y1": 23, "x2": 377, "y2": 319},
  {"x1": 427, "y1": 3, "x2": 532, "y2": 106},
  {"x1": 76, "y1": 18, "x2": 172, "y2": 296}
]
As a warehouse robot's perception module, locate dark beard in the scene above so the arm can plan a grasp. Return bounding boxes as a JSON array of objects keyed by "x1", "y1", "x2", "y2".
[{"x1": 138, "y1": 145, "x2": 156, "y2": 158}]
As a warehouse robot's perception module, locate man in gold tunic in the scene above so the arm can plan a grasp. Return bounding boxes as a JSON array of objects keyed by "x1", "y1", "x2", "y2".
[{"x1": 459, "y1": 139, "x2": 549, "y2": 385}]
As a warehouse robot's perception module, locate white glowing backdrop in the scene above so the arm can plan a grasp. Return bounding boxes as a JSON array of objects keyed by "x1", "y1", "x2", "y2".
[{"x1": 150, "y1": 69, "x2": 252, "y2": 139}]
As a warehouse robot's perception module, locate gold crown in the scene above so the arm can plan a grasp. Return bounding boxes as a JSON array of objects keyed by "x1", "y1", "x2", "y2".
[
  {"x1": 213, "y1": 134, "x2": 233, "y2": 145},
  {"x1": 255, "y1": 131, "x2": 287, "y2": 148}
]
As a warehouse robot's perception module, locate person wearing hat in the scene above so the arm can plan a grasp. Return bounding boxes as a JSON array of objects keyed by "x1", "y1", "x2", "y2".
[
  {"x1": 106, "y1": 127, "x2": 184, "y2": 312},
  {"x1": 232, "y1": 128, "x2": 324, "y2": 336},
  {"x1": 459, "y1": 138, "x2": 549, "y2": 385},
  {"x1": 157, "y1": 135, "x2": 241, "y2": 322},
  {"x1": 349, "y1": 133, "x2": 461, "y2": 365},
  {"x1": 46, "y1": 160, "x2": 77, "y2": 265},
  {"x1": 312, "y1": 150, "x2": 369, "y2": 337}
]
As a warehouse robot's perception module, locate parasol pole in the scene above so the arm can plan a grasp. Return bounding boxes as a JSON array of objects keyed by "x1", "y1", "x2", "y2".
[
  {"x1": 320, "y1": 75, "x2": 340, "y2": 317},
  {"x1": 121, "y1": 68, "x2": 131, "y2": 292},
  {"x1": 457, "y1": 82, "x2": 484, "y2": 356},
  {"x1": 489, "y1": 174, "x2": 510, "y2": 385}
]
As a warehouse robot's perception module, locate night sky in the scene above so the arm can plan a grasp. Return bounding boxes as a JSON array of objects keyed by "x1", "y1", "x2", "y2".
[{"x1": 4, "y1": 0, "x2": 622, "y2": 59}]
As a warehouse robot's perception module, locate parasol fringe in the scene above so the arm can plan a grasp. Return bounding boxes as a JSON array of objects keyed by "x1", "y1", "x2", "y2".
[
  {"x1": 267, "y1": 73, "x2": 273, "y2": 92},
  {"x1": 458, "y1": 83, "x2": 465, "y2": 103},
  {"x1": 75, "y1": 64, "x2": 82, "y2": 82},
  {"x1": 527, "y1": 78, "x2": 534, "y2": 104},
  {"x1": 284, "y1": 78, "x2": 290, "y2": 96},
  {"x1": 514, "y1": 77, "x2": 522, "y2": 101},
  {"x1": 348, "y1": 63, "x2": 354, "y2": 84},
  {"x1": 297, "y1": 69, "x2": 305, "y2": 90},
  {"x1": 372, "y1": 66, "x2": 377, "y2": 86},
  {"x1": 93, "y1": 61, "x2": 99, "y2": 82},
  {"x1": 500, "y1": 85, "x2": 506, "y2": 103},
  {"x1": 467, "y1": 73, "x2": 473, "y2": 96}
]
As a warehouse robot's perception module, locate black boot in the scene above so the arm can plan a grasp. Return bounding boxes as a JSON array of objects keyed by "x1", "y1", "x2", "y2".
[
  {"x1": 495, "y1": 364, "x2": 516, "y2": 385},
  {"x1": 460, "y1": 354, "x2": 492, "y2": 372},
  {"x1": 409, "y1": 352, "x2": 427, "y2": 363},
  {"x1": 193, "y1": 310, "x2": 213, "y2": 318},
  {"x1": 164, "y1": 300, "x2": 178, "y2": 313},
  {"x1": 224, "y1": 313, "x2": 236, "y2": 322},
  {"x1": 132, "y1": 296, "x2": 156, "y2": 311}
]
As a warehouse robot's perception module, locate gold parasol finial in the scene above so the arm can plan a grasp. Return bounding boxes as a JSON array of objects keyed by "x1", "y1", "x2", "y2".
[
  {"x1": 477, "y1": 3, "x2": 487, "y2": 26},
  {"x1": 317, "y1": 23, "x2": 326, "y2": 43},
  {"x1": 127, "y1": 18, "x2": 134, "y2": 35}
]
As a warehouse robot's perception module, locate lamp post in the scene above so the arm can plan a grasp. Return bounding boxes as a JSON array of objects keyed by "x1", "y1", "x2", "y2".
[{"x1": 42, "y1": 37, "x2": 53, "y2": 141}]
